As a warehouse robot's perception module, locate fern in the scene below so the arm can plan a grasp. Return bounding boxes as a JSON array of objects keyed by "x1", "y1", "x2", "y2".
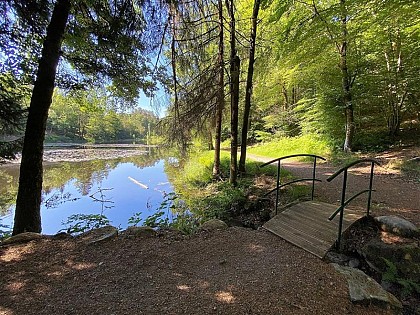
[{"x1": 382, "y1": 258, "x2": 420, "y2": 297}]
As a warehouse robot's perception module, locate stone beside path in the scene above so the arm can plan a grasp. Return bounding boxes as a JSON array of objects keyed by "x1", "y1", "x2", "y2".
[
  {"x1": 332, "y1": 264, "x2": 402, "y2": 313},
  {"x1": 375, "y1": 215, "x2": 419, "y2": 238}
]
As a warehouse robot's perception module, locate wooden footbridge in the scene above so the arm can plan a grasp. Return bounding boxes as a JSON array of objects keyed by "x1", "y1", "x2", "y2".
[{"x1": 260, "y1": 155, "x2": 379, "y2": 258}]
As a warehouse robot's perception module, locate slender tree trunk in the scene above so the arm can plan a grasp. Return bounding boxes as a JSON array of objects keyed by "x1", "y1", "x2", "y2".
[
  {"x1": 226, "y1": 0, "x2": 240, "y2": 186},
  {"x1": 239, "y1": 0, "x2": 261, "y2": 173},
  {"x1": 13, "y1": 0, "x2": 71, "y2": 235},
  {"x1": 385, "y1": 27, "x2": 405, "y2": 137},
  {"x1": 212, "y1": 0, "x2": 224, "y2": 179},
  {"x1": 339, "y1": 0, "x2": 354, "y2": 153},
  {"x1": 230, "y1": 56, "x2": 240, "y2": 185}
]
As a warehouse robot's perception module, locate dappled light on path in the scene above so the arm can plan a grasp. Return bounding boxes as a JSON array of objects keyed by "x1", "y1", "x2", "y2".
[{"x1": 0, "y1": 228, "x2": 391, "y2": 315}]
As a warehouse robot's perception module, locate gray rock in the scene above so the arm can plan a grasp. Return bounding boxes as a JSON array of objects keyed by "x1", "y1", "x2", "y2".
[
  {"x1": 362, "y1": 239, "x2": 420, "y2": 283},
  {"x1": 124, "y1": 226, "x2": 157, "y2": 238},
  {"x1": 52, "y1": 232, "x2": 73, "y2": 240},
  {"x1": 332, "y1": 264, "x2": 402, "y2": 313},
  {"x1": 0, "y1": 232, "x2": 45, "y2": 246},
  {"x1": 78, "y1": 225, "x2": 119, "y2": 244},
  {"x1": 375, "y1": 215, "x2": 419, "y2": 238},
  {"x1": 200, "y1": 219, "x2": 228, "y2": 231},
  {"x1": 324, "y1": 251, "x2": 351, "y2": 265},
  {"x1": 348, "y1": 258, "x2": 360, "y2": 268}
]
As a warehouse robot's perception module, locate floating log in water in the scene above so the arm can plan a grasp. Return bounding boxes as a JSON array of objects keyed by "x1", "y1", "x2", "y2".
[{"x1": 128, "y1": 176, "x2": 149, "y2": 189}]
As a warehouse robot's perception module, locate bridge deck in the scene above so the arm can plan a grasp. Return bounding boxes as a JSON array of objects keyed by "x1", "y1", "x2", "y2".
[{"x1": 263, "y1": 201, "x2": 364, "y2": 258}]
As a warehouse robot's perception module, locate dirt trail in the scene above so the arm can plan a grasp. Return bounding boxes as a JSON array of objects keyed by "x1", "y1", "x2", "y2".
[
  {"x1": 0, "y1": 228, "x2": 391, "y2": 315},
  {"x1": 248, "y1": 153, "x2": 420, "y2": 225}
]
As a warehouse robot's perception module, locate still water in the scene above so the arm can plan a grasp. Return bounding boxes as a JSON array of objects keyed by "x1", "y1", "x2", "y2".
[{"x1": 0, "y1": 151, "x2": 173, "y2": 234}]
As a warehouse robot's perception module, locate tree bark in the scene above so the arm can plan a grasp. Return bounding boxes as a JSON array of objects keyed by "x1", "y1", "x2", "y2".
[
  {"x1": 226, "y1": 0, "x2": 240, "y2": 186},
  {"x1": 230, "y1": 56, "x2": 240, "y2": 186},
  {"x1": 239, "y1": 0, "x2": 261, "y2": 174},
  {"x1": 212, "y1": 0, "x2": 224, "y2": 179},
  {"x1": 339, "y1": 0, "x2": 354, "y2": 153},
  {"x1": 13, "y1": 0, "x2": 71, "y2": 235}
]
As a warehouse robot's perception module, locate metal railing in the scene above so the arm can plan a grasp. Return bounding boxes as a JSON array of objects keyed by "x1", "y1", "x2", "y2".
[
  {"x1": 327, "y1": 159, "x2": 380, "y2": 250},
  {"x1": 260, "y1": 154, "x2": 326, "y2": 215}
]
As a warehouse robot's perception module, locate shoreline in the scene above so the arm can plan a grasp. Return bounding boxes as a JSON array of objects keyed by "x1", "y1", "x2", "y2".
[{"x1": 1, "y1": 145, "x2": 154, "y2": 165}]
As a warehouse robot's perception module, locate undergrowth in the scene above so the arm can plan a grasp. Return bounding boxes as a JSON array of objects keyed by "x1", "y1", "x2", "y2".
[{"x1": 248, "y1": 134, "x2": 331, "y2": 160}]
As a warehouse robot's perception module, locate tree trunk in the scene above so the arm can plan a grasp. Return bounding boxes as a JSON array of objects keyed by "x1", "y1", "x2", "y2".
[
  {"x1": 13, "y1": 0, "x2": 71, "y2": 235},
  {"x1": 226, "y1": 0, "x2": 240, "y2": 186},
  {"x1": 339, "y1": 0, "x2": 354, "y2": 153},
  {"x1": 212, "y1": 0, "x2": 224, "y2": 179},
  {"x1": 239, "y1": 0, "x2": 261, "y2": 174},
  {"x1": 230, "y1": 56, "x2": 240, "y2": 186}
]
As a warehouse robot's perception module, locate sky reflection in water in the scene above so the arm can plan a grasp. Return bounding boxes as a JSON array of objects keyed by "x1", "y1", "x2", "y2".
[{"x1": 0, "y1": 154, "x2": 173, "y2": 234}]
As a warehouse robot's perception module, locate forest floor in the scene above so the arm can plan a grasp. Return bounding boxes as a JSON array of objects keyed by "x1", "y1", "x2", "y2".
[{"x1": 0, "y1": 146, "x2": 419, "y2": 315}]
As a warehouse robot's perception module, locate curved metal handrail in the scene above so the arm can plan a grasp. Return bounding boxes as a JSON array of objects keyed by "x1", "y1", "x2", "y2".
[
  {"x1": 260, "y1": 154, "x2": 326, "y2": 215},
  {"x1": 327, "y1": 158, "x2": 380, "y2": 182},
  {"x1": 260, "y1": 154, "x2": 326, "y2": 168},
  {"x1": 327, "y1": 158, "x2": 380, "y2": 250}
]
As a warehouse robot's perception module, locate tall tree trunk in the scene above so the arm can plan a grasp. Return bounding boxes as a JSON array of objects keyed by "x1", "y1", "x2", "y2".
[
  {"x1": 226, "y1": 0, "x2": 240, "y2": 186},
  {"x1": 230, "y1": 56, "x2": 240, "y2": 185},
  {"x1": 212, "y1": 0, "x2": 224, "y2": 179},
  {"x1": 339, "y1": 0, "x2": 354, "y2": 153},
  {"x1": 385, "y1": 26, "x2": 405, "y2": 137},
  {"x1": 13, "y1": 0, "x2": 71, "y2": 235},
  {"x1": 239, "y1": 0, "x2": 261, "y2": 174}
]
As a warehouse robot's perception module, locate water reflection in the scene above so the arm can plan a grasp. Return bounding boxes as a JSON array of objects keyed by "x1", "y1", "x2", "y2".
[{"x1": 0, "y1": 152, "x2": 173, "y2": 234}]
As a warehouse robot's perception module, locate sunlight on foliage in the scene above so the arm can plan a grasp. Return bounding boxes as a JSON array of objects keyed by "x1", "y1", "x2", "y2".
[
  {"x1": 248, "y1": 134, "x2": 331, "y2": 159},
  {"x1": 60, "y1": 214, "x2": 111, "y2": 235}
]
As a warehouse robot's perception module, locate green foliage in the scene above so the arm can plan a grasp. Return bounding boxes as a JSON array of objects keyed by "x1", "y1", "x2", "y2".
[
  {"x1": 401, "y1": 160, "x2": 420, "y2": 180},
  {"x1": 0, "y1": 170, "x2": 19, "y2": 216},
  {"x1": 248, "y1": 134, "x2": 331, "y2": 159},
  {"x1": 0, "y1": 220, "x2": 11, "y2": 240},
  {"x1": 60, "y1": 213, "x2": 111, "y2": 235},
  {"x1": 143, "y1": 211, "x2": 170, "y2": 229},
  {"x1": 0, "y1": 72, "x2": 29, "y2": 159},
  {"x1": 288, "y1": 185, "x2": 311, "y2": 200},
  {"x1": 127, "y1": 212, "x2": 143, "y2": 227},
  {"x1": 195, "y1": 181, "x2": 247, "y2": 222},
  {"x1": 135, "y1": 192, "x2": 198, "y2": 234},
  {"x1": 165, "y1": 150, "x2": 290, "y2": 226},
  {"x1": 168, "y1": 150, "x2": 230, "y2": 188},
  {"x1": 382, "y1": 258, "x2": 420, "y2": 298},
  {"x1": 47, "y1": 89, "x2": 160, "y2": 144},
  {"x1": 170, "y1": 212, "x2": 198, "y2": 235}
]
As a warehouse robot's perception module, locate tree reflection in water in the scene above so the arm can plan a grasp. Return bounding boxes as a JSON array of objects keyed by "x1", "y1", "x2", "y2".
[{"x1": 0, "y1": 150, "x2": 173, "y2": 235}]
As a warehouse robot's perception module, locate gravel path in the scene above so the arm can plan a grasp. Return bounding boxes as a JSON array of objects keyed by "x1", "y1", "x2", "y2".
[{"x1": 0, "y1": 228, "x2": 391, "y2": 315}]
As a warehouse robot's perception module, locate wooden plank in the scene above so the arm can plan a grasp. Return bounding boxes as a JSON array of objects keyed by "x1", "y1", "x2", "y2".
[
  {"x1": 271, "y1": 212, "x2": 338, "y2": 240},
  {"x1": 263, "y1": 201, "x2": 364, "y2": 258}
]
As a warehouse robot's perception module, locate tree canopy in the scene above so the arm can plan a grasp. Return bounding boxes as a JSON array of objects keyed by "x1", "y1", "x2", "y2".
[{"x1": 1, "y1": 0, "x2": 419, "y2": 234}]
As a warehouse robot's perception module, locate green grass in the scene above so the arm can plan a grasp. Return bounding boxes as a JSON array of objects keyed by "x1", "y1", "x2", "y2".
[
  {"x1": 248, "y1": 134, "x2": 331, "y2": 160},
  {"x1": 165, "y1": 149, "x2": 292, "y2": 224}
]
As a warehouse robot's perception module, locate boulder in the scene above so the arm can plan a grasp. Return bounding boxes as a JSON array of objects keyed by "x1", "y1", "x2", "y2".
[
  {"x1": 52, "y1": 232, "x2": 73, "y2": 240},
  {"x1": 123, "y1": 226, "x2": 157, "y2": 238},
  {"x1": 78, "y1": 225, "x2": 119, "y2": 244},
  {"x1": 361, "y1": 240, "x2": 420, "y2": 283},
  {"x1": 374, "y1": 216, "x2": 419, "y2": 238},
  {"x1": 199, "y1": 219, "x2": 228, "y2": 231},
  {"x1": 332, "y1": 264, "x2": 402, "y2": 313},
  {"x1": 0, "y1": 232, "x2": 45, "y2": 246}
]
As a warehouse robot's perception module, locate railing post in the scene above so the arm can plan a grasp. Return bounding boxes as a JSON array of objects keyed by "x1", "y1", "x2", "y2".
[
  {"x1": 337, "y1": 169, "x2": 348, "y2": 250},
  {"x1": 366, "y1": 162, "x2": 375, "y2": 216},
  {"x1": 275, "y1": 159, "x2": 281, "y2": 215},
  {"x1": 311, "y1": 157, "x2": 317, "y2": 200}
]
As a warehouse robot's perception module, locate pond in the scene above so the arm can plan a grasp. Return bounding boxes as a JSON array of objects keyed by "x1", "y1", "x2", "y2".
[{"x1": 0, "y1": 149, "x2": 174, "y2": 235}]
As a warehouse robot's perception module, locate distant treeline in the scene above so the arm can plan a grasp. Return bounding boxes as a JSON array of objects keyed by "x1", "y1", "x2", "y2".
[{"x1": 46, "y1": 89, "x2": 161, "y2": 144}]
